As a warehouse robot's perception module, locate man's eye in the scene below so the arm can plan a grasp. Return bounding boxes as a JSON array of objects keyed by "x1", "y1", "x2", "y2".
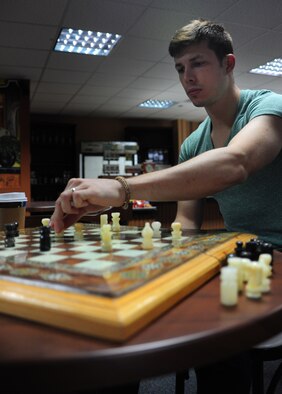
[
  {"x1": 176, "y1": 67, "x2": 184, "y2": 74},
  {"x1": 192, "y1": 62, "x2": 204, "y2": 67}
]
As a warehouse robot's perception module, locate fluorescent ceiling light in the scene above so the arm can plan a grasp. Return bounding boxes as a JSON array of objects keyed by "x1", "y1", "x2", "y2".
[
  {"x1": 54, "y1": 28, "x2": 121, "y2": 56},
  {"x1": 250, "y1": 58, "x2": 282, "y2": 77},
  {"x1": 138, "y1": 99, "x2": 175, "y2": 109}
]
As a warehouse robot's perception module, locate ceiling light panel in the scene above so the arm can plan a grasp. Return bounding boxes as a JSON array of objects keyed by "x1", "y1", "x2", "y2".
[
  {"x1": 138, "y1": 99, "x2": 175, "y2": 109},
  {"x1": 54, "y1": 28, "x2": 122, "y2": 56},
  {"x1": 250, "y1": 58, "x2": 282, "y2": 77}
]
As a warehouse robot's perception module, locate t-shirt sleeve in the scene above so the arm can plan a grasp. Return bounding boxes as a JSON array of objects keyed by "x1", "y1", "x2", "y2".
[{"x1": 248, "y1": 92, "x2": 282, "y2": 120}]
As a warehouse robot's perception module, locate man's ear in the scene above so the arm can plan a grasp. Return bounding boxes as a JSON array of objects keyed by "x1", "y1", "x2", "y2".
[{"x1": 225, "y1": 54, "x2": 235, "y2": 73}]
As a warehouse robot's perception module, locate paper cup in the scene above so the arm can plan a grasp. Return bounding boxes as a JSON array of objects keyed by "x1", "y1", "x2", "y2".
[{"x1": 0, "y1": 192, "x2": 27, "y2": 231}]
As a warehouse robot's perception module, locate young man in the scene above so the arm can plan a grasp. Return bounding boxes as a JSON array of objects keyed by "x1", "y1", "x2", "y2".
[
  {"x1": 51, "y1": 19, "x2": 282, "y2": 251},
  {"x1": 50, "y1": 19, "x2": 282, "y2": 393}
]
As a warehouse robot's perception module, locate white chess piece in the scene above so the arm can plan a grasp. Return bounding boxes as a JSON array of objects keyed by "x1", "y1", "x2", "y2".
[
  {"x1": 171, "y1": 222, "x2": 182, "y2": 246},
  {"x1": 100, "y1": 214, "x2": 108, "y2": 228},
  {"x1": 142, "y1": 222, "x2": 154, "y2": 250},
  {"x1": 227, "y1": 256, "x2": 245, "y2": 292},
  {"x1": 151, "y1": 221, "x2": 161, "y2": 238},
  {"x1": 41, "y1": 218, "x2": 50, "y2": 227},
  {"x1": 101, "y1": 224, "x2": 112, "y2": 252},
  {"x1": 111, "y1": 212, "x2": 121, "y2": 232},
  {"x1": 258, "y1": 253, "x2": 272, "y2": 293},
  {"x1": 245, "y1": 261, "x2": 263, "y2": 299}
]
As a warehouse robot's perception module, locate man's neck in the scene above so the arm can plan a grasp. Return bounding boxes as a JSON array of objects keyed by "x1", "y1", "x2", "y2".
[
  {"x1": 207, "y1": 85, "x2": 241, "y2": 127},
  {"x1": 207, "y1": 85, "x2": 241, "y2": 148}
]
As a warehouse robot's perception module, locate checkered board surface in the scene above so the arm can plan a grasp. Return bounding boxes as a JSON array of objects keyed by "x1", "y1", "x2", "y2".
[{"x1": 0, "y1": 224, "x2": 237, "y2": 297}]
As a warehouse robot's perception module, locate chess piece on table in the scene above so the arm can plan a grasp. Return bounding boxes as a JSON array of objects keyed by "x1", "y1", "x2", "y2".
[
  {"x1": 142, "y1": 222, "x2": 154, "y2": 250},
  {"x1": 40, "y1": 226, "x2": 51, "y2": 252},
  {"x1": 171, "y1": 222, "x2": 182, "y2": 246},
  {"x1": 220, "y1": 266, "x2": 238, "y2": 306},
  {"x1": 258, "y1": 253, "x2": 273, "y2": 293},
  {"x1": 151, "y1": 221, "x2": 161, "y2": 238},
  {"x1": 111, "y1": 212, "x2": 121, "y2": 232},
  {"x1": 74, "y1": 222, "x2": 84, "y2": 240},
  {"x1": 4, "y1": 222, "x2": 18, "y2": 247},
  {"x1": 227, "y1": 256, "x2": 245, "y2": 292},
  {"x1": 245, "y1": 261, "x2": 263, "y2": 299},
  {"x1": 100, "y1": 214, "x2": 108, "y2": 228},
  {"x1": 101, "y1": 224, "x2": 112, "y2": 252},
  {"x1": 41, "y1": 218, "x2": 50, "y2": 227}
]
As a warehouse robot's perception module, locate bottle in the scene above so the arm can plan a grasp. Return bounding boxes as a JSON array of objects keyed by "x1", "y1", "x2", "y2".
[{"x1": 220, "y1": 266, "x2": 238, "y2": 306}]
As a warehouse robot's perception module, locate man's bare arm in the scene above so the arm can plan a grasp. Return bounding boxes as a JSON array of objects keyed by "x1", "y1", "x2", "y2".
[{"x1": 175, "y1": 200, "x2": 204, "y2": 229}]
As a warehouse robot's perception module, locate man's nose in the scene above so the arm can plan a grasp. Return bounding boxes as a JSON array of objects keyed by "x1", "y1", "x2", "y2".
[{"x1": 183, "y1": 69, "x2": 194, "y2": 83}]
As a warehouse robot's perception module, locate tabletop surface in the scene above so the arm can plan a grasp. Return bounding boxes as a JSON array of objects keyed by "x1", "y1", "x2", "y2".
[{"x1": 0, "y1": 245, "x2": 281, "y2": 393}]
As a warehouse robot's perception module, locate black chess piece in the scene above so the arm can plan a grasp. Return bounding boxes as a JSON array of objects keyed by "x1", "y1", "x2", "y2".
[
  {"x1": 39, "y1": 226, "x2": 51, "y2": 252},
  {"x1": 245, "y1": 240, "x2": 260, "y2": 261},
  {"x1": 4, "y1": 223, "x2": 16, "y2": 247},
  {"x1": 234, "y1": 241, "x2": 244, "y2": 257}
]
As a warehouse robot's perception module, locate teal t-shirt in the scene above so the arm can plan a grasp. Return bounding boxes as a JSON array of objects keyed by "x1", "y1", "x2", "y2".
[{"x1": 179, "y1": 89, "x2": 282, "y2": 247}]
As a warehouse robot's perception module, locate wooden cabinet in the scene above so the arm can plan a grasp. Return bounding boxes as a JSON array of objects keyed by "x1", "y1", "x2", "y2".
[
  {"x1": 124, "y1": 126, "x2": 177, "y2": 165},
  {"x1": 30, "y1": 123, "x2": 76, "y2": 201},
  {"x1": 0, "y1": 80, "x2": 30, "y2": 201}
]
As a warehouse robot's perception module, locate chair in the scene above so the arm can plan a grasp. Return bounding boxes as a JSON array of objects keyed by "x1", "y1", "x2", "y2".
[{"x1": 251, "y1": 332, "x2": 282, "y2": 394}]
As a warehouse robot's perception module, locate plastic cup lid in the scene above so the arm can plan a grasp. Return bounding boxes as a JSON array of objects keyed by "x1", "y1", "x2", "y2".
[{"x1": 0, "y1": 192, "x2": 28, "y2": 202}]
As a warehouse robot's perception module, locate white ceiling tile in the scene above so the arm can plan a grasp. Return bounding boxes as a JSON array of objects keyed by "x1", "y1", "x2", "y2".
[
  {"x1": 35, "y1": 82, "x2": 81, "y2": 95},
  {"x1": 41, "y1": 69, "x2": 91, "y2": 84},
  {"x1": 69, "y1": 95, "x2": 109, "y2": 105},
  {"x1": 236, "y1": 72, "x2": 278, "y2": 89},
  {"x1": 0, "y1": 47, "x2": 48, "y2": 67},
  {"x1": 127, "y1": 8, "x2": 197, "y2": 40},
  {"x1": 127, "y1": 77, "x2": 176, "y2": 91},
  {"x1": 114, "y1": 37, "x2": 169, "y2": 62},
  {"x1": 150, "y1": 0, "x2": 236, "y2": 17},
  {"x1": 0, "y1": 66, "x2": 42, "y2": 81},
  {"x1": 96, "y1": 57, "x2": 155, "y2": 76},
  {"x1": 78, "y1": 85, "x2": 122, "y2": 97},
  {"x1": 219, "y1": 0, "x2": 282, "y2": 29},
  {"x1": 64, "y1": 0, "x2": 146, "y2": 33},
  {"x1": 142, "y1": 62, "x2": 178, "y2": 80},
  {"x1": 47, "y1": 52, "x2": 104, "y2": 72},
  {"x1": 0, "y1": 22, "x2": 57, "y2": 50},
  {"x1": 114, "y1": 88, "x2": 160, "y2": 100},
  {"x1": 87, "y1": 73, "x2": 136, "y2": 88},
  {"x1": 32, "y1": 92, "x2": 72, "y2": 103},
  {"x1": 0, "y1": 0, "x2": 68, "y2": 24}
]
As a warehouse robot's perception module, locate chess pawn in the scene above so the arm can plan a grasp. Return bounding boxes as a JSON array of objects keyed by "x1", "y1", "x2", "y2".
[
  {"x1": 245, "y1": 261, "x2": 263, "y2": 299},
  {"x1": 40, "y1": 226, "x2": 51, "y2": 252},
  {"x1": 258, "y1": 254, "x2": 272, "y2": 293},
  {"x1": 151, "y1": 221, "x2": 161, "y2": 238},
  {"x1": 142, "y1": 222, "x2": 154, "y2": 250},
  {"x1": 227, "y1": 256, "x2": 244, "y2": 292},
  {"x1": 74, "y1": 222, "x2": 84, "y2": 241},
  {"x1": 101, "y1": 224, "x2": 112, "y2": 252},
  {"x1": 220, "y1": 266, "x2": 238, "y2": 306},
  {"x1": 171, "y1": 222, "x2": 182, "y2": 246}
]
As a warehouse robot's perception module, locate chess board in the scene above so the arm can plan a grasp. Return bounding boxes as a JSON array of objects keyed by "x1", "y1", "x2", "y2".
[{"x1": 0, "y1": 224, "x2": 254, "y2": 341}]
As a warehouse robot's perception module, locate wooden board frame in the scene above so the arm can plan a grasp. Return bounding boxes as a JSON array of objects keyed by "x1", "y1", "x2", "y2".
[{"x1": 0, "y1": 231, "x2": 253, "y2": 342}]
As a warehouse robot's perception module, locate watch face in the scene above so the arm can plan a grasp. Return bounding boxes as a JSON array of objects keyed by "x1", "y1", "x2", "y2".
[
  {"x1": 145, "y1": 163, "x2": 153, "y2": 172},
  {"x1": 143, "y1": 162, "x2": 155, "y2": 173}
]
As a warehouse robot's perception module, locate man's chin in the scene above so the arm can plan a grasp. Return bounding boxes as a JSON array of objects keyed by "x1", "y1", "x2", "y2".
[{"x1": 191, "y1": 101, "x2": 205, "y2": 108}]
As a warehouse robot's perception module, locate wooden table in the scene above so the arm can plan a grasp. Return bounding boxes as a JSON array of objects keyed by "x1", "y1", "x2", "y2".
[{"x1": 0, "y1": 245, "x2": 281, "y2": 393}]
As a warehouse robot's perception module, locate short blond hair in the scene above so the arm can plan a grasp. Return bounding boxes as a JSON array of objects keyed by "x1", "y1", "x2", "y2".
[{"x1": 168, "y1": 19, "x2": 233, "y2": 63}]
